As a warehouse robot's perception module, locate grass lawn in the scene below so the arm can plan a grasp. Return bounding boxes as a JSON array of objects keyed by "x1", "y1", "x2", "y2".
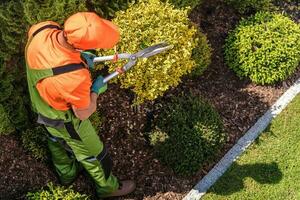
[{"x1": 202, "y1": 95, "x2": 300, "y2": 200}]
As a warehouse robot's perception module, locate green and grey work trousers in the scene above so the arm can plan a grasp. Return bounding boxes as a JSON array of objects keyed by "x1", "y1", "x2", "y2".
[{"x1": 44, "y1": 112, "x2": 119, "y2": 197}]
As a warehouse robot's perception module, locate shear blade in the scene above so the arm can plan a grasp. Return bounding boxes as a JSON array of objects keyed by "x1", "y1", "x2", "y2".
[{"x1": 141, "y1": 45, "x2": 173, "y2": 58}]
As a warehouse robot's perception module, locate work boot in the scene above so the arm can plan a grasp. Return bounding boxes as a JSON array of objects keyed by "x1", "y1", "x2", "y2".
[{"x1": 102, "y1": 180, "x2": 136, "y2": 198}]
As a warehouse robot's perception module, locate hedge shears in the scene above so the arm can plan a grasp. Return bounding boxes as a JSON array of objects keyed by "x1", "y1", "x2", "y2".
[{"x1": 92, "y1": 42, "x2": 173, "y2": 84}]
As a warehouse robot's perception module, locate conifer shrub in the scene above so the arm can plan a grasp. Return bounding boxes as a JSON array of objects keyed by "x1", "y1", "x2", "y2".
[
  {"x1": 98, "y1": 0, "x2": 210, "y2": 103},
  {"x1": 23, "y1": 0, "x2": 87, "y2": 25},
  {"x1": 26, "y1": 182, "x2": 89, "y2": 200},
  {"x1": 225, "y1": 12, "x2": 300, "y2": 85},
  {"x1": 0, "y1": 104, "x2": 14, "y2": 135},
  {"x1": 149, "y1": 94, "x2": 226, "y2": 175},
  {"x1": 225, "y1": 0, "x2": 272, "y2": 13},
  {"x1": 22, "y1": 126, "x2": 49, "y2": 161},
  {"x1": 0, "y1": 0, "x2": 27, "y2": 61}
]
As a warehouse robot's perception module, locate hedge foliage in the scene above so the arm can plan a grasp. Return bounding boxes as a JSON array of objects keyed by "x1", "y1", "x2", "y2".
[
  {"x1": 98, "y1": 0, "x2": 210, "y2": 103},
  {"x1": 162, "y1": 0, "x2": 202, "y2": 9},
  {"x1": 225, "y1": 0, "x2": 272, "y2": 13},
  {"x1": 225, "y1": 12, "x2": 300, "y2": 85},
  {"x1": 149, "y1": 94, "x2": 226, "y2": 175},
  {"x1": 26, "y1": 182, "x2": 89, "y2": 200}
]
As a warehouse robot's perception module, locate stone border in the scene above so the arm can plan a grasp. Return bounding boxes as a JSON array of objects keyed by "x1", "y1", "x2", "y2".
[{"x1": 183, "y1": 78, "x2": 300, "y2": 200}]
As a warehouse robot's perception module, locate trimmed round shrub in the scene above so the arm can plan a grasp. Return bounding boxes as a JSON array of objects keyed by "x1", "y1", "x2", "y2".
[
  {"x1": 225, "y1": 12, "x2": 300, "y2": 85},
  {"x1": 149, "y1": 94, "x2": 227, "y2": 175},
  {"x1": 27, "y1": 182, "x2": 89, "y2": 199},
  {"x1": 225, "y1": 0, "x2": 272, "y2": 14},
  {"x1": 98, "y1": 0, "x2": 210, "y2": 103},
  {"x1": 22, "y1": 126, "x2": 49, "y2": 161}
]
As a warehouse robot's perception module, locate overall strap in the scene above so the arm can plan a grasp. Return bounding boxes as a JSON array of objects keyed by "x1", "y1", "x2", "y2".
[
  {"x1": 31, "y1": 24, "x2": 62, "y2": 37},
  {"x1": 27, "y1": 23, "x2": 86, "y2": 84}
]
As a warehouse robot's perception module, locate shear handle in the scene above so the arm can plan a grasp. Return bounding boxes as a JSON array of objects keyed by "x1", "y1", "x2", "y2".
[{"x1": 93, "y1": 53, "x2": 131, "y2": 63}]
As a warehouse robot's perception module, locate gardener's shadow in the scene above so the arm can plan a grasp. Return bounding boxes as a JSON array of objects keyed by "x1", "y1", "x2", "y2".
[{"x1": 208, "y1": 162, "x2": 283, "y2": 195}]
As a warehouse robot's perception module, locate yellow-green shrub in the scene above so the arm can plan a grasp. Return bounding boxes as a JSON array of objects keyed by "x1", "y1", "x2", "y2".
[
  {"x1": 98, "y1": 0, "x2": 209, "y2": 103},
  {"x1": 27, "y1": 182, "x2": 89, "y2": 200},
  {"x1": 225, "y1": 12, "x2": 300, "y2": 85}
]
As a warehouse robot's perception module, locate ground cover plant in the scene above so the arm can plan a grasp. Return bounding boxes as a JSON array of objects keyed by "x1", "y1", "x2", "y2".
[
  {"x1": 225, "y1": 12, "x2": 300, "y2": 85},
  {"x1": 98, "y1": 0, "x2": 211, "y2": 103},
  {"x1": 27, "y1": 182, "x2": 89, "y2": 199},
  {"x1": 203, "y1": 94, "x2": 300, "y2": 200}
]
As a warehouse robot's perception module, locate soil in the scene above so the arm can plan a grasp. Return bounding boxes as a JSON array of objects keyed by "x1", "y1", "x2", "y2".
[{"x1": 1, "y1": 0, "x2": 299, "y2": 200}]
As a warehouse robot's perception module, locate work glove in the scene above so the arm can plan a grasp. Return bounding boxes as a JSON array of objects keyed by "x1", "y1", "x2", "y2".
[
  {"x1": 91, "y1": 76, "x2": 107, "y2": 95},
  {"x1": 81, "y1": 51, "x2": 96, "y2": 69}
]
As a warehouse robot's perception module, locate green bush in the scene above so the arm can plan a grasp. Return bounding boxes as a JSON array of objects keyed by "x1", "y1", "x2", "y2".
[
  {"x1": 0, "y1": 0, "x2": 27, "y2": 61},
  {"x1": 23, "y1": 0, "x2": 87, "y2": 25},
  {"x1": 22, "y1": 126, "x2": 49, "y2": 161},
  {"x1": 0, "y1": 104, "x2": 14, "y2": 135},
  {"x1": 190, "y1": 31, "x2": 212, "y2": 77},
  {"x1": 26, "y1": 182, "x2": 89, "y2": 200},
  {"x1": 87, "y1": 0, "x2": 134, "y2": 19},
  {"x1": 162, "y1": 0, "x2": 202, "y2": 9},
  {"x1": 225, "y1": 12, "x2": 300, "y2": 85},
  {"x1": 149, "y1": 94, "x2": 226, "y2": 175},
  {"x1": 98, "y1": 0, "x2": 210, "y2": 103},
  {"x1": 225, "y1": 0, "x2": 272, "y2": 13}
]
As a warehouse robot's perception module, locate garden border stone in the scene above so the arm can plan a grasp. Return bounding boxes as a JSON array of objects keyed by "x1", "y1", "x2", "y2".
[{"x1": 183, "y1": 78, "x2": 300, "y2": 200}]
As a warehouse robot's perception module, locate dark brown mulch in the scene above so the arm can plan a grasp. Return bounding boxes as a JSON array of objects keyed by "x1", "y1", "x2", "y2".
[{"x1": 1, "y1": 0, "x2": 300, "y2": 200}]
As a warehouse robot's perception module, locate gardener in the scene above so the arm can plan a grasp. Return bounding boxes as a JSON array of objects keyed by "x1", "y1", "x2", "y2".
[{"x1": 25, "y1": 12, "x2": 135, "y2": 198}]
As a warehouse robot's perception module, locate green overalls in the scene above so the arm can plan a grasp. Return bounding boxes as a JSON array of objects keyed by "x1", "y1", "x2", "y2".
[{"x1": 25, "y1": 24, "x2": 119, "y2": 197}]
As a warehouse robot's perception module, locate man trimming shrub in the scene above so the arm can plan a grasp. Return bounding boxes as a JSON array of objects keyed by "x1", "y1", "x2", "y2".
[
  {"x1": 149, "y1": 95, "x2": 227, "y2": 175},
  {"x1": 98, "y1": 0, "x2": 211, "y2": 103},
  {"x1": 225, "y1": 12, "x2": 300, "y2": 85}
]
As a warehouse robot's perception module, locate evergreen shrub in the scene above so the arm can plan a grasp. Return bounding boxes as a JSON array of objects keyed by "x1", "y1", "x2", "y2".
[
  {"x1": 225, "y1": 12, "x2": 300, "y2": 85},
  {"x1": 0, "y1": 104, "x2": 14, "y2": 135},
  {"x1": 22, "y1": 126, "x2": 49, "y2": 161},
  {"x1": 225, "y1": 0, "x2": 272, "y2": 13},
  {"x1": 98, "y1": 0, "x2": 210, "y2": 103},
  {"x1": 149, "y1": 94, "x2": 226, "y2": 175},
  {"x1": 26, "y1": 182, "x2": 89, "y2": 200}
]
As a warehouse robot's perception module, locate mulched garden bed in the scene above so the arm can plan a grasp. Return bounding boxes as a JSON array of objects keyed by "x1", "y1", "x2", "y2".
[{"x1": 0, "y1": 0, "x2": 299, "y2": 199}]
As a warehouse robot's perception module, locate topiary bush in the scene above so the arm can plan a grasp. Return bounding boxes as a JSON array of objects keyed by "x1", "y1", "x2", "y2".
[
  {"x1": 225, "y1": 12, "x2": 300, "y2": 85},
  {"x1": 98, "y1": 0, "x2": 210, "y2": 103},
  {"x1": 22, "y1": 126, "x2": 49, "y2": 161},
  {"x1": 149, "y1": 94, "x2": 227, "y2": 175},
  {"x1": 225, "y1": 0, "x2": 272, "y2": 14},
  {"x1": 26, "y1": 182, "x2": 89, "y2": 200}
]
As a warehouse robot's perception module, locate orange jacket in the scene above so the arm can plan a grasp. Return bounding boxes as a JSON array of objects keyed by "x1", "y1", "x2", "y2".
[{"x1": 27, "y1": 21, "x2": 91, "y2": 111}]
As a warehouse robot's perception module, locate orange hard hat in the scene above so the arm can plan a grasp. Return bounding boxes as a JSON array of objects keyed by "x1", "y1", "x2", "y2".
[{"x1": 64, "y1": 12, "x2": 120, "y2": 50}]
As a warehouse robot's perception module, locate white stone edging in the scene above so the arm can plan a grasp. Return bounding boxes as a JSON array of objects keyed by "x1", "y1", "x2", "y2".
[{"x1": 183, "y1": 78, "x2": 300, "y2": 200}]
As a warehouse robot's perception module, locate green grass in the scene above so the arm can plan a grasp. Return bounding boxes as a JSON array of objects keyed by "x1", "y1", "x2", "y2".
[{"x1": 203, "y1": 94, "x2": 300, "y2": 200}]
